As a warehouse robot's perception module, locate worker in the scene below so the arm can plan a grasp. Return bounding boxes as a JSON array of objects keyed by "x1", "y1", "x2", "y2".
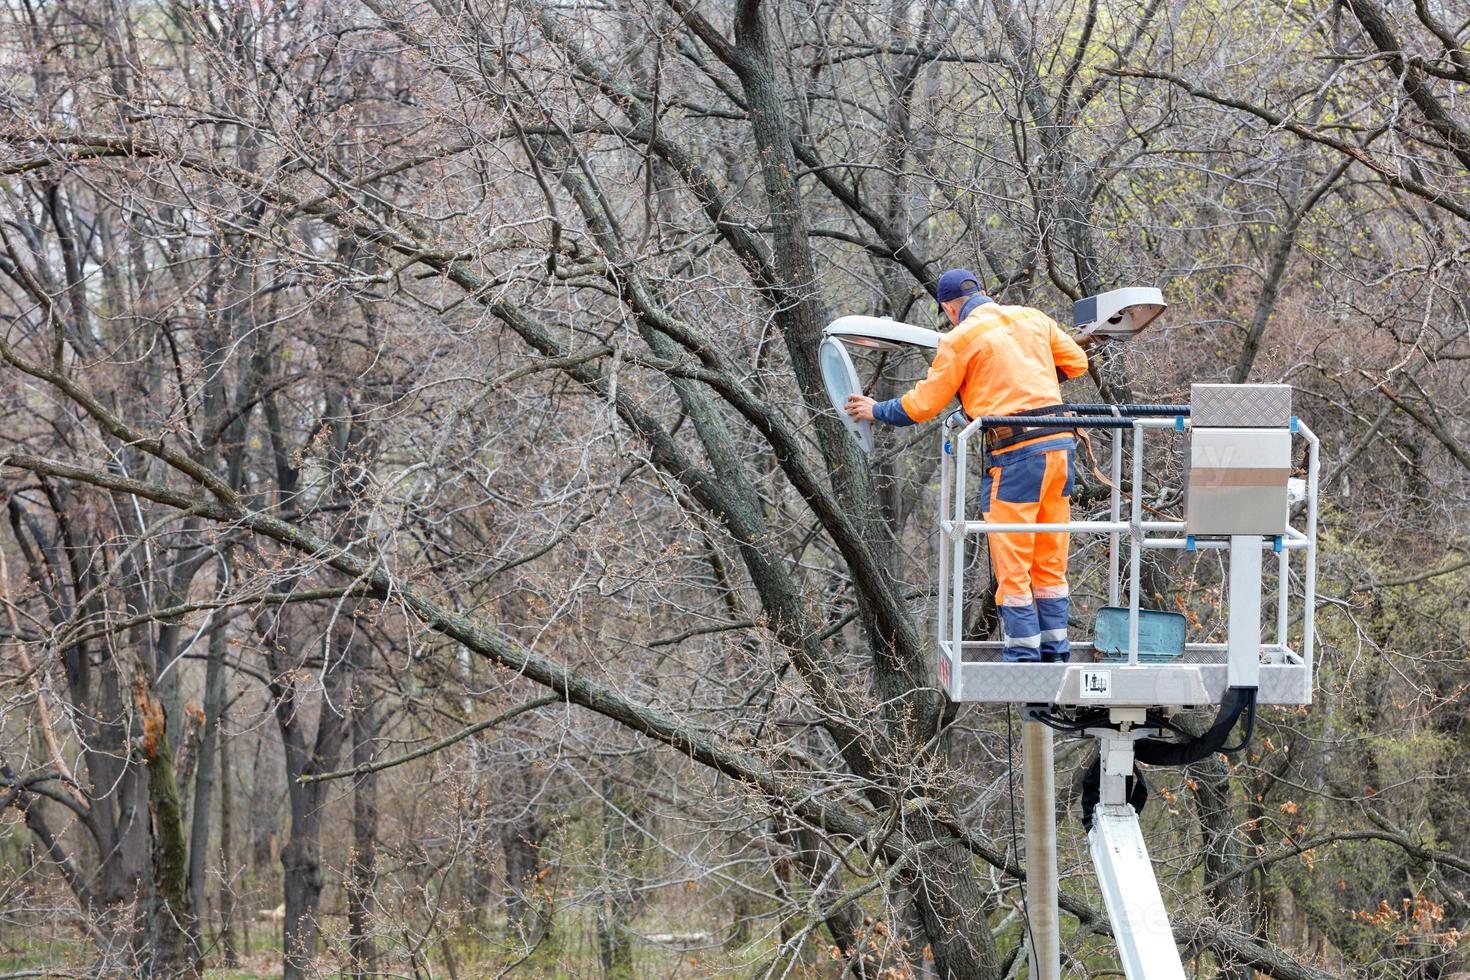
[{"x1": 845, "y1": 269, "x2": 1089, "y2": 662}]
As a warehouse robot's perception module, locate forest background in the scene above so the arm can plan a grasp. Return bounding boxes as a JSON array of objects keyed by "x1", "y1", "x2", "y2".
[{"x1": 1, "y1": 0, "x2": 1468, "y2": 977}]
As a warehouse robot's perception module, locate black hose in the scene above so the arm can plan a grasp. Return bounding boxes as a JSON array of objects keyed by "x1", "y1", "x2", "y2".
[
  {"x1": 1025, "y1": 706, "x2": 1110, "y2": 734},
  {"x1": 1079, "y1": 687, "x2": 1258, "y2": 831},
  {"x1": 971, "y1": 415, "x2": 1153, "y2": 430},
  {"x1": 1218, "y1": 690, "x2": 1258, "y2": 754},
  {"x1": 1061, "y1": 403, "x2": 1189, "y2": 417},
  {"x1": 1133, "y1": 687, "x2": 1256, "y2": 768}
]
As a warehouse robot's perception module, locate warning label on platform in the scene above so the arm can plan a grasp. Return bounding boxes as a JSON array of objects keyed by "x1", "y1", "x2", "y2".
[{"x1": 1080, "y1": 669, "x2": 1112, "y2": 699}]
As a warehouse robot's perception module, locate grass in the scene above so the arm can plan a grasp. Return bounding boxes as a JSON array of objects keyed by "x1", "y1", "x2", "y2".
[
  {"x1": 0, "y1": 916, "x2": 799, "y2": 975},
  {"x1": 1, "y1": 888, "x2": 834, "y2": 977}
]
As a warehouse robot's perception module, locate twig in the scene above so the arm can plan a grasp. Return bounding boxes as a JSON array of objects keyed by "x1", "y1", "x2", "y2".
[{"x1": 300, "y1": 695, "x2": 561, "y2": 783}]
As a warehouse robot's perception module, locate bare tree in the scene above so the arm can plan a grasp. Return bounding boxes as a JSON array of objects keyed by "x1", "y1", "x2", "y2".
[{"x1": 1, "y1": 1, "x2": 1468, "y2": 977}]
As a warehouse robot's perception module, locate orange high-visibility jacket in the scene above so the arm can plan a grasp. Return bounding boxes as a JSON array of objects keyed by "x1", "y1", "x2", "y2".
[{"x1": 899, "y1": 303, "x2": 1089, "y2": 426}]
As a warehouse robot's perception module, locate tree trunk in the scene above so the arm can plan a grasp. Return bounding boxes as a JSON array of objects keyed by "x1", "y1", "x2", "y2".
[
  {"x1": 134, "y1": 677, "x2": 200, "y2": 977},
  {"x1": 347, "y1": 635, "x2": 379, "y2": 979},
  {"x1": 98, "y1": 648, "x2": 153, "y2": 923},
  {"x1": 903, "y1": 833, "x2": 1003, "y2": 980},
  {"x1": 187, "y1": 609, "x2": 230, "y2": 961},
  {"x1": 280, "y1": 829, "x2": 325, "y2": 979},
  {"x1": 891, "y1": 881, "x2": 937, "y2": 979},
  {"x1": 264, "y1": 385, "x2": 361, "y2": 980},
  {"x1": 1190, "y1": 753, "x2": 1252, "y2": 980},
  {"x1": 272, "y1": 622, "x2": 350, "y2": 980},
  {"x1": 727, "y1": 5, "x2": 997, "y2": 973},
  {"x1": 217, "y1": 693, "x2": 238, "y2": 968},
  {"x1": 276, "y1": 654, "x2": 349, "y2": 980},
  {"x1": 595, "y1": 764, "x2": 649, "y2": 979},
  {"x1": 248, "y1": 734, "x2": 275, "y2": 872}
]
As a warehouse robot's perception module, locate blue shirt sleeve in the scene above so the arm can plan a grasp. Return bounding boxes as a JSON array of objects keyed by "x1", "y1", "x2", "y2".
[{"x1": 872, "y1": 397, "x2": 917, "y2": 427}]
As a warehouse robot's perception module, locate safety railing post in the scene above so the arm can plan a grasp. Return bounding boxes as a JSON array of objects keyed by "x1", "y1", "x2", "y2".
[
  {"x1": 949, "y1": 431, "x2": 970, "y2": 694},
  {"x1": 1128, "y1": 422, "x2": 1144, "y2": 666},
  {"x1": 937, "y1": 427, "x2": 953, "y2": 660},
  {"x1": 1276, "y1": 545, "x2": 1290, "y2": 651},
  {"x1": 1109, "y1": 427, "x2": 1122, "y2": 607},
  {"x1": 1301, "y1": 423, "x2": 1320, "y2": 688}
]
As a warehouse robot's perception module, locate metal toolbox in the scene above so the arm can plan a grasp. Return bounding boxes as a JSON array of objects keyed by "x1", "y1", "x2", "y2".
[
  {"x1": 1185, "y1": 383, "x2": 1294, "y2": 536},
  {"x1": 1186, "y1": 427, "x2": 1292, "y2": 535}
]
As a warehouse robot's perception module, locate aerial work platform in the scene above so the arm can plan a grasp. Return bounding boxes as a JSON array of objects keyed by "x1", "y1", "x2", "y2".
[
  {"x1": 822, "y1": 293, "x2": 1320, "y2": 980},
  {"x1": 934, "y1": 397, "x2": 1318, "y2": 709},
  {"x1": 820, "y1": 299, "x2": 1318, "y2": 705}
]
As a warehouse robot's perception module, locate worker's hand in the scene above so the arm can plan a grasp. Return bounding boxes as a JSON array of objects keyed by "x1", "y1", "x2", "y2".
[{"x1": 845, "y1": 394, "x2": 877, "y2": 422}]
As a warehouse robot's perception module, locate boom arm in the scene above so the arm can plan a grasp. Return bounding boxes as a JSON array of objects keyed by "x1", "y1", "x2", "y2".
[{"x1": 1089, "y1": 729, "x2": 1187, "y2": 979}]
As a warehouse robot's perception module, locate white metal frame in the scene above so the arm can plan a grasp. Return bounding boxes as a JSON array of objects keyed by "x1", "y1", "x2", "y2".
[{"x1": 935, "y1": 413, "x2": 1319, "y2": 705}]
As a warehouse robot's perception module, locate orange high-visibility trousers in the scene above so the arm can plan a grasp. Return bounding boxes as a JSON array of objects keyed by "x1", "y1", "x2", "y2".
[{"x1": 981, "y1": 442, "x2": 1074, "y2": 662}]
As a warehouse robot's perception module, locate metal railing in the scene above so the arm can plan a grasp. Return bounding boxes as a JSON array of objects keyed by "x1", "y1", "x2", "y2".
[{"x1": 935, "y1": 405, "x2": 1319, "y2": 702}]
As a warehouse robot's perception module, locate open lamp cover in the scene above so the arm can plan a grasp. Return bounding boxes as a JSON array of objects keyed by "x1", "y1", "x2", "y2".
[{"x1": 818, "y1": 317, "x2": 941, "y2": 453}]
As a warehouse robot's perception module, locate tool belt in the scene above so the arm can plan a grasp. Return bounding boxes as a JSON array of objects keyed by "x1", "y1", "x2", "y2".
[{"x1": 984, "y1": 404, "x2": 1071, "y2": 457}]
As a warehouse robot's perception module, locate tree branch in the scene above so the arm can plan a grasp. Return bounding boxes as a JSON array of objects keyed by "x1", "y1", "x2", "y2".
[
  {"x1": 302, "y1": 695, "x2": 561, "y2": 783},
  {"x1": 1109, "y1": 68, "x2": 1470, "y2": 224}
]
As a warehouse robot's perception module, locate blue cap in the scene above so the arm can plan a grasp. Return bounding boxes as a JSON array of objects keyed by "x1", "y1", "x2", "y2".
[{"x1": 936, "y1": 268, "x2": 988, "y2": 303}]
